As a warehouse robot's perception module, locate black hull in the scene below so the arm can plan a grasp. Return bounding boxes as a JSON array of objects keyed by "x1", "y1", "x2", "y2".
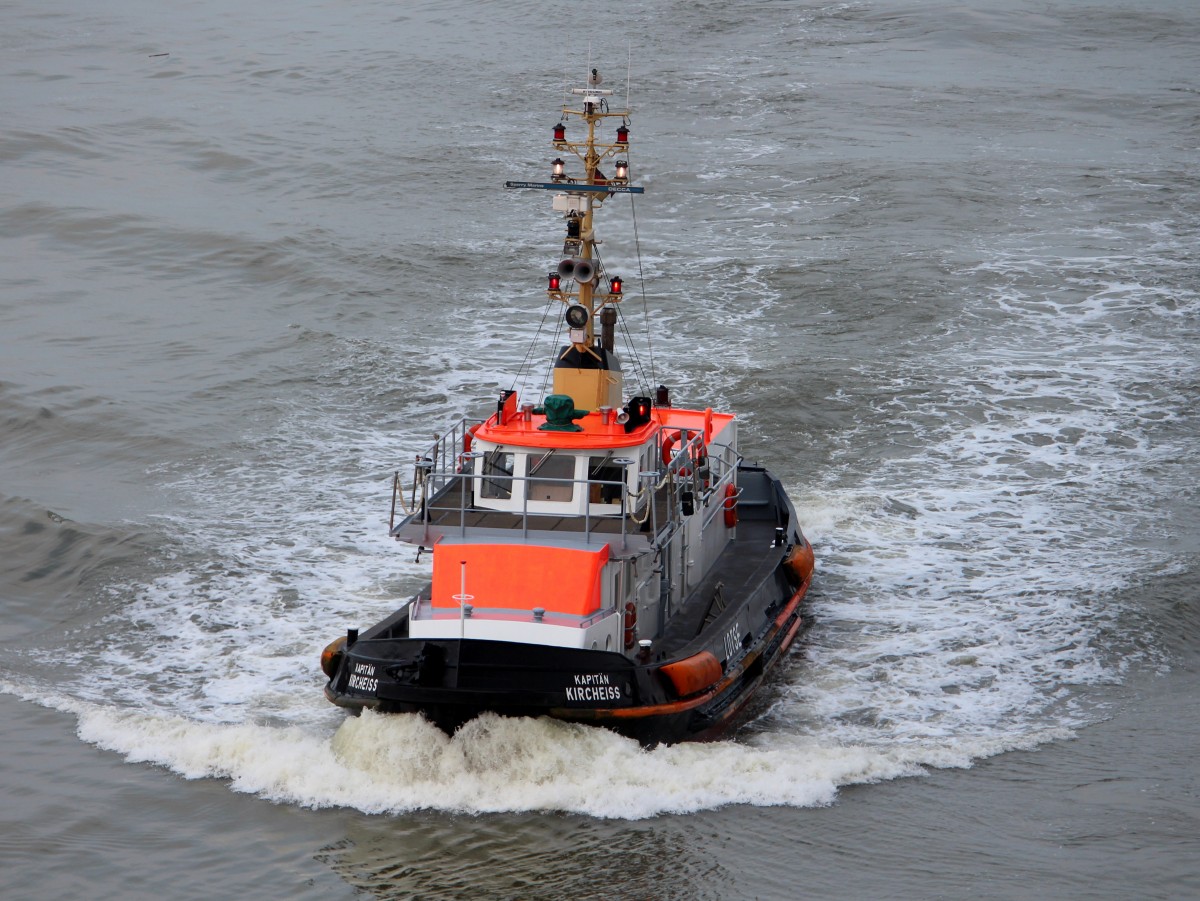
[{"x1": 324, "y1": 528, "x2": 813, "y2": 745}]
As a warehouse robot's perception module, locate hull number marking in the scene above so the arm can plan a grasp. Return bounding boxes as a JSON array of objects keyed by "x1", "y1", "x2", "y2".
[{"x1": 723, "y1": 623, "x2": 742, "y2": 661}]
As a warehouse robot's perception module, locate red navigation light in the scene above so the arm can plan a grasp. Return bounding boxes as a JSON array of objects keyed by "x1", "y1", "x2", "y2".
[
  {"x1": 548, "y1": 272, "x2": 561, "y2": 291},
  {"x1": 610, "y1": 276, "x2": 623, "y2": 294},
  {"x1": 553, "y1": 122, "x2": 566, "y2": 142},
  {"x1": 616, "y1": 124, "x2": 629, "y2": 145}
]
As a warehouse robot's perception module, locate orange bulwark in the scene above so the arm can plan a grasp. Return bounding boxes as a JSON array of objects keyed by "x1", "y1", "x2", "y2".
[{"x1": 431, "y1": 542, "x2": 611, "y2": 617}]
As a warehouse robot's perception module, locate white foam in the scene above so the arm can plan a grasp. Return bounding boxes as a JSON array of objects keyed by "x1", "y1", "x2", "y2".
[
  {"x1": 775, "y1": 245, "x2": 1195, "y2": 751},
  {"x1": 0, "y1": 684, "x2": 1070, "y2": 819},
  {"x1": 14, "y1": 160, "x2": 1196, "y2": 819}
]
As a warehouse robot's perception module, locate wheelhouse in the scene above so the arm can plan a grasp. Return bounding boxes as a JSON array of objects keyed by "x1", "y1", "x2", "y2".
[{"x1": 471, "y1": 440, "x2": 656, "y2": 517}]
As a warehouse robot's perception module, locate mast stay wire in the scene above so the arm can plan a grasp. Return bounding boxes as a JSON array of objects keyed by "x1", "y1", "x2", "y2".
[
  {"x1": 510, "y1": 291, "x2": 560, "y2": 402},
  {"x1": 628, "y1": 192, "x2": 657, "y2": 389},
  {"x1": 588, "y1": 242, "x2": 652, "y2": 396}
]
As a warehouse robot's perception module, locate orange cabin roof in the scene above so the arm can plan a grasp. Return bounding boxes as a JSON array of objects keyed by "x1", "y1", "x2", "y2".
[
  {"x1": 472, "y1": 406, "x2": 735, "y2": 451},
  {"x1": 431, "y1": 542, "x2": 611, "y2": 617},
  {"x1": 473, "y1": 410, "x2": 653, "y2": 450}
]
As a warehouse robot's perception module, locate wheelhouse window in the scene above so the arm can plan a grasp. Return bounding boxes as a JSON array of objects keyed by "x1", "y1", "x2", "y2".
[
  {"x1": 528, "y1": 451, "x2": 575, "y2": 502},
  {"x1": 587, "y1": 453, "x2": 625, "y2": 505},
  {"x1": 480, "y1": 448, "x2": 515, "y2": 500}
]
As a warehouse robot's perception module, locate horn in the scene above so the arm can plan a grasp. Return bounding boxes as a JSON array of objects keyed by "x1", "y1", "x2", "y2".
[
  {"x1": 557, "y1": 258, "x2": 576, "y2": 280},
  {"x1": 615, "y1": 410, "x2": 630, "y2": 425},
  {"x1": 572, "y1": 258, "x2": 596, "y2": 283}
]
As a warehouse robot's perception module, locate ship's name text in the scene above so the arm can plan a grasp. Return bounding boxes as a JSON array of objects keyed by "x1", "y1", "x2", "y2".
[
  {"x1": 565, "y1": 672, "x2": 622, "y2": 702},
  {"x1": 348, "y1": 662, "x2": 378, "y2": 693}
]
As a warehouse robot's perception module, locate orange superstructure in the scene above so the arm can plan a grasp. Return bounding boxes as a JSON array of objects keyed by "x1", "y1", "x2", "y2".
[{"x1": 431, "y1": 542, "x2": 610, "y2": 617}]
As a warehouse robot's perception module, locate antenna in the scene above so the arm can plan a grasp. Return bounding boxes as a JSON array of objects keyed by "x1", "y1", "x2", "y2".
[{"x1": 626, "y1": 44, "x2": 632, "y2": 109}]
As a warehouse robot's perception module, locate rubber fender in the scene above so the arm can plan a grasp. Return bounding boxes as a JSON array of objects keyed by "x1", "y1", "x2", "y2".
[
  {"x1": 320, "y1": 635, "x2": 347, "y2": 679},
  {"x1": 784, "y1": 540, "x2": 815, "y2": 586},
  {"x1": 659, "y1": 651, "x2": 723, "y2": 698}
]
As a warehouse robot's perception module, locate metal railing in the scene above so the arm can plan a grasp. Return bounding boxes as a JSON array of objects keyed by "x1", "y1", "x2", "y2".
[{"x1": 390, "y1": 418, "x2": 742, "y2": 548}]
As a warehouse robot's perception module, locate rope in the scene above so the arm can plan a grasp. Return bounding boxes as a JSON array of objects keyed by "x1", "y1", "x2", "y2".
[
  {"x1": 626, "y1": 466, "x2": 676, "y2": 525},
  {"x1": 394, "y1": 471, "x2": 413, "y2": 516}
]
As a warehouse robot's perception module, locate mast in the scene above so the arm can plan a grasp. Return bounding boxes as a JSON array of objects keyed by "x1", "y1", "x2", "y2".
[{"x1": 505, "y1": 68, "x2": 643, "y2": 411}]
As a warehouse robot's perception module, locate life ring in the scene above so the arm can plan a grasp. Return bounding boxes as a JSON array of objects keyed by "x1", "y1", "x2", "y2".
[
  {"x1": 661, "y1": 429, "x2": 705, "y2": 478},
  {"x1": 660, "y1": 429, "x2": 682, "y2": 468},
  {"x1": 623, "y1": 601, "x2": 638, "y2": 649},
  {"x1": 462, "y1": 423, "x2": 481, "y2": 455},
  {"x1": 723, "y1": 482, "x2": 738, "y2": 527},
  {"x1": 457, "y1": 424, "x2": 482, "y2": 473}
]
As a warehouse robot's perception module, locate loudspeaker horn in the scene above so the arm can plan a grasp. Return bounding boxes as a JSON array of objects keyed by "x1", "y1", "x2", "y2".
[
  {"x1": 557, "y1": 258, "x2": 576, "y2": 280},
  {"x1": 572, "y1": 258, "x2": 596, "y2": 283},
  {"x1": 615, "y1": 410, "x2": 630, "y2": 425}
]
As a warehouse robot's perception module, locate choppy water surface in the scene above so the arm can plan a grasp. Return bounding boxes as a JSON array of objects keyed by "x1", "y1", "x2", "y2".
[{"x1": 2, "y1": 1, "x2": 1198, "y2": 898}]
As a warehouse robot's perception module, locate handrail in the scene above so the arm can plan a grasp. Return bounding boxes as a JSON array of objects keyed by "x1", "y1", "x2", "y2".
[
  {"x1": 406, "y1": 468, "x2": 635, "y2": 539},
  {"x1": 393, "y1": 416, "x2": 740, "y2": 547},
  {"x1": 410, "y1": 594, "x2": 619, "y2": 630}
]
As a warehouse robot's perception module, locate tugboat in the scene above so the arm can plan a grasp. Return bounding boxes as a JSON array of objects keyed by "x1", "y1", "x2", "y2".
[{"x1": 320, "y1": 69, "x2": 814, "y2": 745}]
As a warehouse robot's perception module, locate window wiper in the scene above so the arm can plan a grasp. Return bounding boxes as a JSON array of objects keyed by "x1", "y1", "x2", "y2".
[
  {"x1": 588, "y1": 451, "x2": 614, "y2": 478},
  {"x1": 528, "y1": 449, "x2": 558, "y2": 476},
  {"x1": 485, "y1": 447, "x2": 512, "y2": 476}
]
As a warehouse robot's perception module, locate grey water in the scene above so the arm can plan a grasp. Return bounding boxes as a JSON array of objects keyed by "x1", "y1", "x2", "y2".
[{"x1": 2, "y1": 0, "x2": 1198, "y2": 898}]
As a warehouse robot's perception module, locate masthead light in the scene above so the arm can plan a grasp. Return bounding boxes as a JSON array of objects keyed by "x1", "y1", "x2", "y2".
[
  {"x1": 615, "y1": 159, "x2": 628, "y2": 181},
  {"x1": 551, "y1": 158, "x2": 565, "y2": 180}
]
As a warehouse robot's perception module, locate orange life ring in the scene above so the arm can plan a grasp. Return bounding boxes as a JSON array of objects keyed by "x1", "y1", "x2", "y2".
[
  {"x1": 723, "y1": 483, "x2": 738, "y2": 527},
  {"x1": 623, "y1": 601, "x2": 638, "y2": 649},
  {"x1": 660, "y1": 429, "x2": 681, "y2": 468},
  {"x1": 462, "y1": 423, "x2": 480, "y2": 455},
  {"x1": 661, "y1": 430, "x2": 692, "y2": 477},
  {"x1": 661, "y1": 429, "x2": 704, "y2": 478},
  {"x1": 457, "y1": 424, "x2": 482, "y2": 473}
]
